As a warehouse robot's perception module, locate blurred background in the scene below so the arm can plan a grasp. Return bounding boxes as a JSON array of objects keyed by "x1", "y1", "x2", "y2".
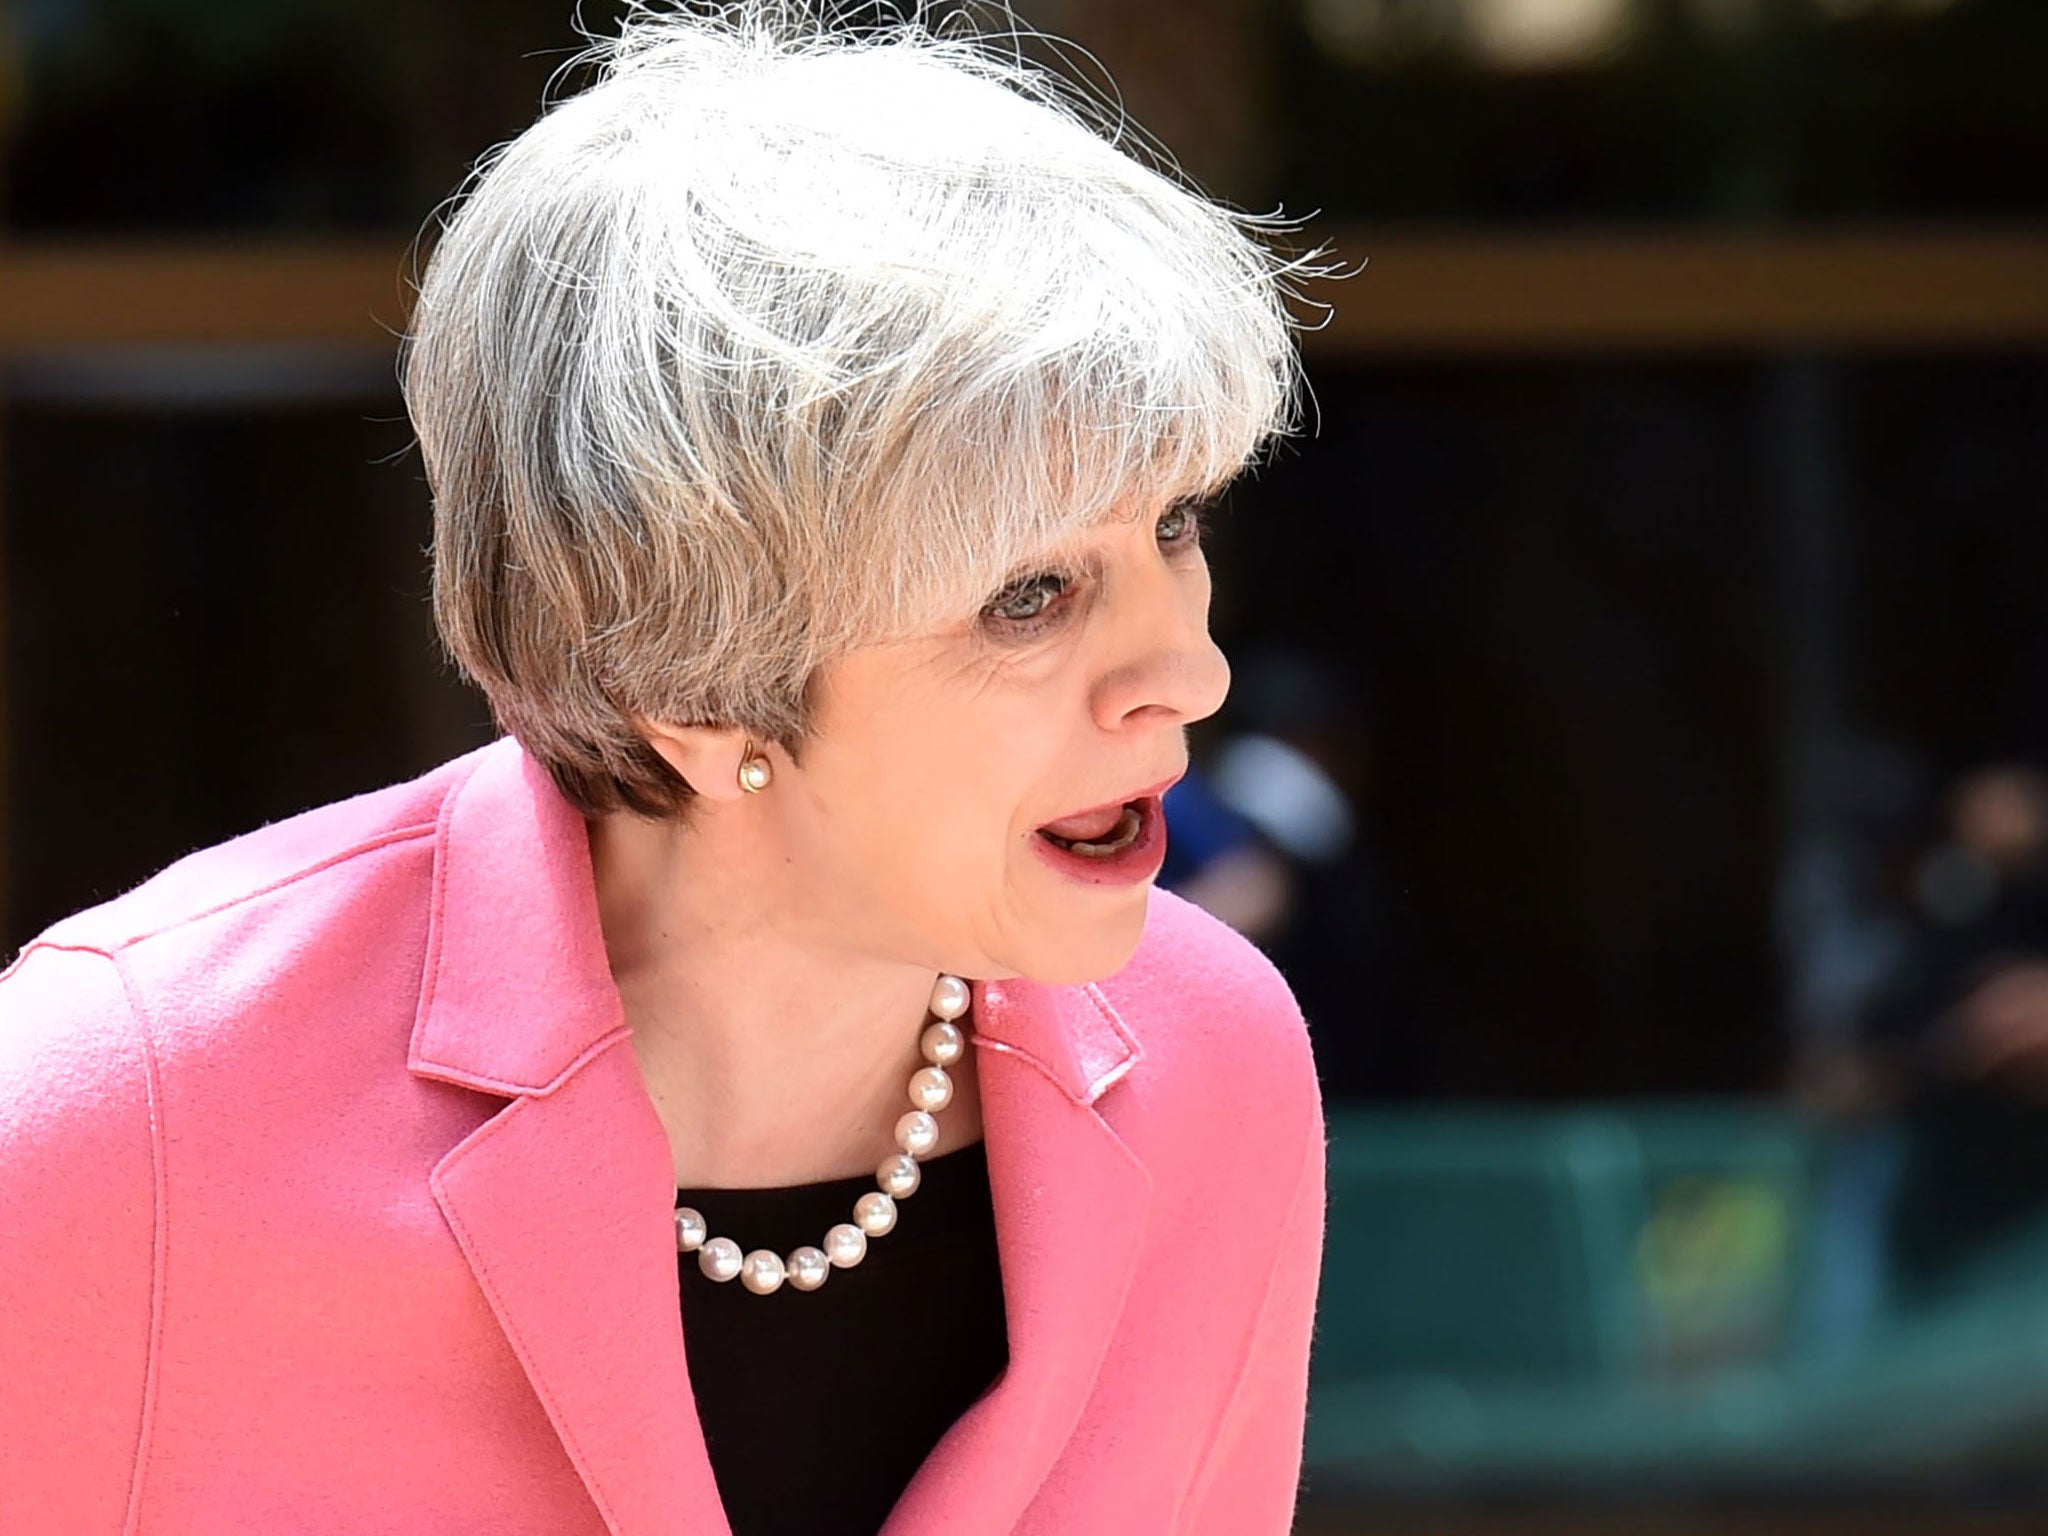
[{"x1": 4, "y1": 0, "x2": 2048, "y2": 1531}]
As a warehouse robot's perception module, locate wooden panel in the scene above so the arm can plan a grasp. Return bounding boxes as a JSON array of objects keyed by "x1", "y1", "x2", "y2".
[
  {"x1": 0, "y1": 242, "x2": 413, "y2": 349},
  {"x1": 1299, "y1": 230, "x2": 2048, "y2": 354},
  {"x1": 4, "y1": 233, "x2": 2047, "y2": 356}
]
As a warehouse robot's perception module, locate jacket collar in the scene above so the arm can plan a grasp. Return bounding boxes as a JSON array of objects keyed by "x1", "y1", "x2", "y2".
[{"x1": 409, "y1": 735, "x2": 1151, "y2": 1536}]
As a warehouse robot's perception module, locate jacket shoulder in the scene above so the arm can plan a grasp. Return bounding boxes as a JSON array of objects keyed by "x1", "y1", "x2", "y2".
[
  {"x1": 0, "y1": 943, "x2": 158, "y2": 1528},
  {"x1": 0, "y1": 943, "x2": 148, "y2": 1147},
  {"x1": 1097, "y1": 886, "x2": 1321, "y2": 1115},
  {"x1": 14, "y1": 743, "x2": 496, "y2": 958}
]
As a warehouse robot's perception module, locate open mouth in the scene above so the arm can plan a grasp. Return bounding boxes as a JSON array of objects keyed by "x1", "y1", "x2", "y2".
[
  {"x1": 1030, "y1": 793, "x2": 1169, "y2": 885},
  {"x1": 1035, "y1": 803, "x2": 1145, "y2": 858},
  {"x1": 1031, "y1": 772, "x2": 1182, "y2": 869}
]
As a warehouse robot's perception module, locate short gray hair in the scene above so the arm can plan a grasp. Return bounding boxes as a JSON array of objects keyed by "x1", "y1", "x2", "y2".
[{"x1": 404, "y1": 1, "x2": 1317, "y2": 819}]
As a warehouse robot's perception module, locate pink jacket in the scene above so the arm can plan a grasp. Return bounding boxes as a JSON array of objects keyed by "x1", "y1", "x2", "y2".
[{"x1": 0, "y1": 736, "x2": 1327, "y2": 1536}]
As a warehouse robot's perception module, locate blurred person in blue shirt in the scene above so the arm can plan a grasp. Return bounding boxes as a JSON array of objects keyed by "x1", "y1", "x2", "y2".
[
  {"x1": 1159, "y1": 645, "x2": 1416, "y2": 1099},
  {"x1": 1801, "y1": 761, "x2": 2048, "y2": 1325}
]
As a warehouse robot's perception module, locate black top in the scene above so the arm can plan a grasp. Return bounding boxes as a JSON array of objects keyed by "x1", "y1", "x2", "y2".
[{"x1": 675, "y1": 1140, "x2": 1009, "y2": 1536}]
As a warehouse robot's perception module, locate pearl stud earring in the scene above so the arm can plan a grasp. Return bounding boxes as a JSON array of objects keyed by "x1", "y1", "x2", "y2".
[{"x1": 737, "y1": 742, "x2": 772, "y2": 794}]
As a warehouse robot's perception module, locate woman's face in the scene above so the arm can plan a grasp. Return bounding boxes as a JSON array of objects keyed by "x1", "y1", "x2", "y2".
[{"x1": 766, "y1": 495, "x2": 1230, "y2": 985}]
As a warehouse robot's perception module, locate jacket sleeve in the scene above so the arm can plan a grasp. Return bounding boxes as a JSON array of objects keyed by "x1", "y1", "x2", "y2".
[
  {"x1": 0, "y1": 943, "x2": 159, "y2": 1534},
  {"x1": 1178, "y1": 1106, "x2": 1330, "y2": 1536}
]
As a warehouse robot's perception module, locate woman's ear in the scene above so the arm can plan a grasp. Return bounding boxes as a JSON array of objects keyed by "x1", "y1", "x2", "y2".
[{"x1": 632, "y1": 717, "x2": 760, "y2": 805}]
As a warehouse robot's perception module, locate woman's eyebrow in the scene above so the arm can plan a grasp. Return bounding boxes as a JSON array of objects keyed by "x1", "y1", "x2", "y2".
[{"x1": 997, "y1": 499, "x2": 1178, "y2": 581}]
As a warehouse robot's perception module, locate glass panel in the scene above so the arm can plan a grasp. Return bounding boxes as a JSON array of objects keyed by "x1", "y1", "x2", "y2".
[
  {"x1": 5, "y1": 0, "x2": 2044, "y2": 230},
  {"x1": 2, "y1": 375, "x2": 491, "y2": 943},
  {"x1": 0, "y1": 0, "x2": 628, "y2": 232},
  {"x1": 1212, "y1": 358, "x2": 1779, "y2": 1101},
  {"x1": 1273, "y1": 0, "x2": 2048, "y2": 222}
]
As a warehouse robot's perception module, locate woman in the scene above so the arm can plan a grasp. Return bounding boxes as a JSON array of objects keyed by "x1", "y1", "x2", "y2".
[{"x1": 0, "y1": 7, "x2": 1328, "y2": 1534}]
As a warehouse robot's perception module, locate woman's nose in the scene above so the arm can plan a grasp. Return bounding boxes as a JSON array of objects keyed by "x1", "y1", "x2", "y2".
[{"x1": 1093, "y1": 562, "x2": 1232, "y2": 731}]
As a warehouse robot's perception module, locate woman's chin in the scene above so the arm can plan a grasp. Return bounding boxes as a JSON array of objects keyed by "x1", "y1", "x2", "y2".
[{"x1": 1017, "y1": 904, "x2": 1151, "y2": 987}]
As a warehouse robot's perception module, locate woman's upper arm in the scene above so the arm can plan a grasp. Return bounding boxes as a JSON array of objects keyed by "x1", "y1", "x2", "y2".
[
  {"x1": 0, "y1": 943, "x2": 160, "y2": 1535},
  {"x1": 1176, "y1": 1099, "x2": 1329, "y2": 1536}
]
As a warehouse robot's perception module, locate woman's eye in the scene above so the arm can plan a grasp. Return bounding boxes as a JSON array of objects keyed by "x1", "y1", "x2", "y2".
[
  {"x1": 984, "y1": 572, "x2": 1070, "y2": 628},
  {"x1": 1159, "y1": 499, "x2": 1208, "y2": 547}
]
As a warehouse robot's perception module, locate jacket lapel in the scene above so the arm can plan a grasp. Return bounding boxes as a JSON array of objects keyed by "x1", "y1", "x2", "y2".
[
  {"x1": 429, "y1": 1051, "x2": 719, "y2": 1535},
  {"x1": 409, "y1": 738, "x2": 1153, "y2": 1536},
  {"x1": 410, "y1": 740, "x2": 725, "y2": 1535},
  {"x1": 880, "y1": 975, "x2": 1152, "y2": 1536}
]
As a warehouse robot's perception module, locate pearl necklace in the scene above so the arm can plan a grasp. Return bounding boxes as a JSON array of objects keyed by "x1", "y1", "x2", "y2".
[{"x1": 674, "y1": 971, "x2": 972, "y2": 1296}]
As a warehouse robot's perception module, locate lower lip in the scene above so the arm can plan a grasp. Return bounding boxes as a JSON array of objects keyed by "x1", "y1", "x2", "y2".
[{"x1": 1030, "y1": 795, "x2": 1168, "y2": 887}]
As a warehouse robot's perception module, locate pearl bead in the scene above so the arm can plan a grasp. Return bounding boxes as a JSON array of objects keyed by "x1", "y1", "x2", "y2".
[
  {"x1": 740, "y1": 1250, "x2": 786, "y2": 1294},
  {"x1": 698, "y1": 1236, "x2": 743, "y2": 1282},
  {"x1": 854, "y1": 1190, "x2": 897, "y2": 1237},
  {"x1": 896, "y1": 1109, "x2": 939, "y2": 1158},
  {"x1": 929, "y1": 974, "x2": 971, "y2": 1021},
  {"x1": 878, "y1": 1152, "x2": 921, "y2": 1199},
  {"x1": 785, "y1": 1246, "x2": 832, "y2": 1291},
  {"x1": 921, "y1": 1021, "x2": 964, "y2": 1067},
  {"x1": 825, "y1": 1223, "x2": 868, "y2": 1267},
  {"x1": 739, "y1": 760, "x2": 771, "y2": 792},
  {"x1": 909, "y1": 1065, "x2": 953, "y2": 1113},
  {"x1": 673, "y1": 972, "x2": 970, "y2": 1297}
]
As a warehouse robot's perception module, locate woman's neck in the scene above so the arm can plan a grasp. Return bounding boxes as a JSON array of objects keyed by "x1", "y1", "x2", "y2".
[{"x1": 586, "y1": 807, "x2": 983, "y2": 1190}]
